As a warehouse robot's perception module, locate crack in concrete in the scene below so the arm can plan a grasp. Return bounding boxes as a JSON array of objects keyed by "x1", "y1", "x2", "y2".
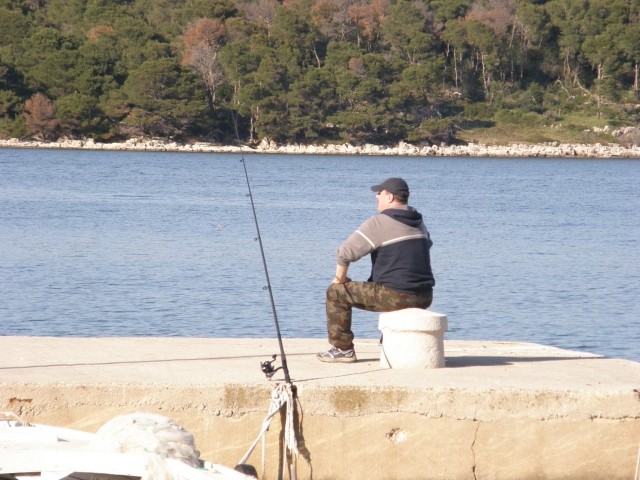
[{"x1": 471, "y1": 421, "x2": 480, "y2": 480}]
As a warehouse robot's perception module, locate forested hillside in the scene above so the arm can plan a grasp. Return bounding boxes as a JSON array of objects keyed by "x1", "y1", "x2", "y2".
[{"x1": 1, "y1": 0, "x2": 639, "y2": 146}]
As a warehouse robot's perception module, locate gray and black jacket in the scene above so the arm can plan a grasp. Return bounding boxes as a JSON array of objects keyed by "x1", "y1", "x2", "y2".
[{"x1": 336, "y1": 206, "x2": 435, "y2": 295}]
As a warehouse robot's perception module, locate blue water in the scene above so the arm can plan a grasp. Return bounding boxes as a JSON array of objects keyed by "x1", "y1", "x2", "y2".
[{"x1": 1, "y1": 148, "x2": 638, "y2": 362}]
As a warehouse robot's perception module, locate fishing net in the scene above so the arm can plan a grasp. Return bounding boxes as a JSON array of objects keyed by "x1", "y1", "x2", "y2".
[{"x1": 93, "y1": 413, "x2": 200, "y2": 480}]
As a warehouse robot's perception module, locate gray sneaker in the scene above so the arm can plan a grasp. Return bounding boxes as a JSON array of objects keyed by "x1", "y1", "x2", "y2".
[{"x1": 316, "y1": 347, "x2": 357, "y2": 363}]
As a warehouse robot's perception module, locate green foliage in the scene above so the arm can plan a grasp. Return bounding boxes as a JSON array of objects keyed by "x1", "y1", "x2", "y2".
[
  {"x1": 324, "y1": 41, "x2": 363, "y2": 68},
  {"x1": 56, "y1": 92, "x2": 104, "y2": 135},
  {"x1": 409, "y1": 117, "x2": 458, "y2": 145},
  {"x1": 13, "y1": 28, "x2": 81, "y2": 96},
  {"x1": 0, "y1": 61, "x2": 28, "y2": 118},
  {"x1": 0, "y1": 90, "x2": 20, "y2": 118},
  {"x1": 382, "y1": 0, "x2": 434, "y2": 64},
  {"x1": 171, "y1": 0, "x2": 238, "y2": 35},
  {"x1": 0, "y1": 115, "x2": 28, "y2": 139},
  {"x1": 121, "y1": 58, "x2": 208, "y2": 138},
  {"x1": 271, "y1": 0, "x2": 324, "y2": 76},
  {"x1": 287, "y1": 67, "x2": 337, "y2": 141},
  {"x1": 494, "y1": 108, "x2": 545, "y2": 127},
  {"x1": 75, "y1": 34, "x2": 122, "y2": 97},
  {"x1": 43, "y1": 0, "x2": 88, "y2": 34},
  {"x1": 0, "y1": 0, "x2": 638, "y2": 145},
  {"x1": 0, "y1": 7, "x2": 30, "y2": 46},
  {"x1": 427, "y1": 0, "x2": 471, "y2": 23}
]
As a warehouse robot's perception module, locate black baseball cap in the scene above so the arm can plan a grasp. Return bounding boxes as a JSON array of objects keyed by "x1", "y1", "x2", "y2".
[{"x1": 370, "y1": 177, "x2": 410, "y2": 200}]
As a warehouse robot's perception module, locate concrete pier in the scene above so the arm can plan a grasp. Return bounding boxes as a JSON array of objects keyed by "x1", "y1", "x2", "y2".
[{"x1": 1, "y1": 336, "x2": 639, "y2": 479}]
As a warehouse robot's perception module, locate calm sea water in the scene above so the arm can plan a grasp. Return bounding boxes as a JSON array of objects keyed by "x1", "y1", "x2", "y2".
[{"x1": 1, "y1": 148, "x2": 638, "y2": 362}]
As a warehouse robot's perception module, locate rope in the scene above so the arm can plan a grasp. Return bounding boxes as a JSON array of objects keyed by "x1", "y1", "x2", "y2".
[
  {"x1": 238, "y1": 383, "x2": 298, "y2": 479},
  {"x1": 1, "y1": 411, "x2": 30, "y2": 426},
  {"x1": 261, "y1": 429, "x2": 267, "y2": 480},
  {"x1": 634, "y1": 434, "x2": 640, "y2": 480}
]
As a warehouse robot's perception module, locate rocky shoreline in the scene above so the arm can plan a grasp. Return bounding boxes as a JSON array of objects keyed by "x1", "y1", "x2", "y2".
[{"x1": 1, "y1": 137, "x2": 640, "y2": 158}]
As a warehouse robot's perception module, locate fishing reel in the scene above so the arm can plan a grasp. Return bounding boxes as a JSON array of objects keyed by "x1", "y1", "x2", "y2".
[{"x1": 260, "y1": 354, "x2": 282, "y2": 380}]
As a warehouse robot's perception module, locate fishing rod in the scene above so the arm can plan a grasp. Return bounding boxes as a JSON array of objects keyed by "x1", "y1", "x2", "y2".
[
  {"x1": 231, "y1": 112, "x2": 292, "y2": 386},
  {"x1": 231, "y1": 114, "x2": 300, "y2": 480}
]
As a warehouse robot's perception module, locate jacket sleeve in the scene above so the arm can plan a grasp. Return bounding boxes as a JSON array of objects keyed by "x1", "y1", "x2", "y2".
[{"x1": 335, "y1": 216, "x2": 383, "y2": 266}]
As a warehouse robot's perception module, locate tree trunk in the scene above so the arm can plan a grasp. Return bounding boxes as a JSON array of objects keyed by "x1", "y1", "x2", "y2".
[
  {"x1": 481, "y1": 52, "x2": 489, "y2": 97},
  {"x1": 206, "y1": 90, "x2": 215, "y2": 115},
  {"x1": 454, "y1": 47, "x2": 459, "y2": 89},
  {"x1": 564, "y1": 52, "x2": 571, "y2": 81},
  {"x1": 250, "y1": 109, "x2": 256, "y2": 144},
  {"x1": 313, "y1": 48, "x2": 322, "y2": 68}
]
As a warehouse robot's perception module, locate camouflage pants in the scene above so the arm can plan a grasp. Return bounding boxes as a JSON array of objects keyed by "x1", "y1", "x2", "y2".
[{"x1": 325, "y1": 282, "x2": 433, "y2": 350}]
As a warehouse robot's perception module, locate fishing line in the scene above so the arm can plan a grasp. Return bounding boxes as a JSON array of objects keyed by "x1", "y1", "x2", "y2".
[{"x1": 231, "y1": 112, "x2": 292, "y2": 385}]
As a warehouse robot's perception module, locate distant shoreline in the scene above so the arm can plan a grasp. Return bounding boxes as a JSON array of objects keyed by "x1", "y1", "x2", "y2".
[{"x1": 1, "y1": 137, "x2": 639, "y2": 158}]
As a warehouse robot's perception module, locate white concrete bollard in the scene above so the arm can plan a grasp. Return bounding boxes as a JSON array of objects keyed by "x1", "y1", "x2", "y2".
[{"x1": 378, "y1": 309, "x2": 448, "y2": 369}]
